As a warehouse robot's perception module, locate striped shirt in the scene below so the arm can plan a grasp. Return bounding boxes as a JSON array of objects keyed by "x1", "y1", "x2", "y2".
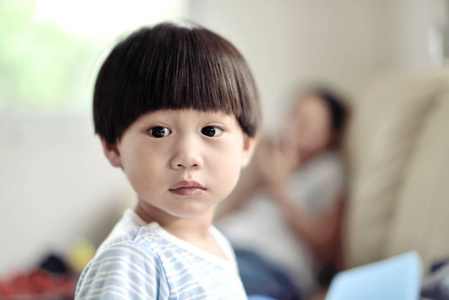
[{"x1": 76, "y1": 210, "x2": 247, "y2": 299}]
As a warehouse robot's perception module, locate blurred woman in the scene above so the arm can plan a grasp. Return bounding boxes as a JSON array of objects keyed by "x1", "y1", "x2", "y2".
[{"x1": 216, "y1": 88, "x2": 350, "y2": 300}]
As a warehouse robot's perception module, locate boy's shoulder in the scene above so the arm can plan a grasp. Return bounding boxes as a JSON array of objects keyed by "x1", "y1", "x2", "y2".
[
  {"x1": 96, "y1": 209, "x2": 175, "y2": 256},
  {"x1": 76, "y1": 218, "x2": 172, "y2": 298},
  {"x1": 85, "y1": 211, "x2": 170, "y2": 276},
  {"x1": 76, "y1": 237, "x2": 171, "y2": 299},
  {"x1": 98, "y1": 223, "x2": 176, "y2": 257},
  {"x1": 97, "y1": 209, "x2": 159, "y2": 250}
]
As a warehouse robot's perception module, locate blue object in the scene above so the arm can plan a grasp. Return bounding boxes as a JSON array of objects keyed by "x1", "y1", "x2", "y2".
[{"x1": 326, "y1": 251, "x2": 422, "y2": 300}]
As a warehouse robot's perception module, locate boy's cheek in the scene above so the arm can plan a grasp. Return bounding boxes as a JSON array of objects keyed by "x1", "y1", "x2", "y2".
[{"x1": 125, "y1": 168, "x2": 162, "y2": 198}]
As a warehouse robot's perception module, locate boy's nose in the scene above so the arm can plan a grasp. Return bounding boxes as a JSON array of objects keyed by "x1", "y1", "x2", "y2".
[
  {"x1": 172, "y1": 161, "x2": 200, "y2": 170},
  {"x1": 170, "y1": 139, "x2": 203, "y2": 170}
]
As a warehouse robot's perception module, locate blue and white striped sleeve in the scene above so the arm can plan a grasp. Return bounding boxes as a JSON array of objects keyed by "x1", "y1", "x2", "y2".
[{"x1": 75, "y1": 242, "x2": 169, "y2": 300}]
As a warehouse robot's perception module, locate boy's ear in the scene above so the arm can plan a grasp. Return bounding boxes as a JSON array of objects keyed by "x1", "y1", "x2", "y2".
[
  {"x1": 241, "y1": 133, "x2": 259, "y2": 168},
  {"x1": 100, "y1": 137, "x2": 123, "y2": 168}
]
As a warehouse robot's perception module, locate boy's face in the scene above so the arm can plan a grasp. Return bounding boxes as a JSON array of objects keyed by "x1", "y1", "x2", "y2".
[{"x1": 102, "y1": 109, "x2": 257, "y2": 222}]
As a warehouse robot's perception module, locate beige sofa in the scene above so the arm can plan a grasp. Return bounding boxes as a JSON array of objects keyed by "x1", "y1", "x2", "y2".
[{"x1": 343, "y1": 65, "x2": 449, "y2": 275}]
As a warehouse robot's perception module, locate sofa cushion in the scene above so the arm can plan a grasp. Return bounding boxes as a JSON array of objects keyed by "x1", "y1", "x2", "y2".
[
  {"x1": 344, "y1": 68, "x2": 449, "y2": 268},
  {"x1": 384, "y1": 90, "x2": 449, "y2": 273}
]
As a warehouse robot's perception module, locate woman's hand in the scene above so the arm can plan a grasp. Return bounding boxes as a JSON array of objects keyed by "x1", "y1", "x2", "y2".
[{"x1": 255, "y1": 137, "x2": 299, "y2": 190}]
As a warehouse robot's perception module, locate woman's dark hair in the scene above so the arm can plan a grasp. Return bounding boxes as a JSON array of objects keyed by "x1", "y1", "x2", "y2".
[{"x1": 94, "y1": 22, "x2": 261, "y2": 144}]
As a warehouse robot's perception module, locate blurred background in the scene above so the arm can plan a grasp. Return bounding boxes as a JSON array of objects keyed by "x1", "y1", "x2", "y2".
[{"x1": 1, "y1": 0, "x2": 449, "y2": 293}]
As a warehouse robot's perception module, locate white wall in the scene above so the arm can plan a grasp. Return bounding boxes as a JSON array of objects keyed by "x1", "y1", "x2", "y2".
[
  {"x1": 190, "y1": 0, "x2": 447, "y2": 131},
  {"x1": 0, "y1": 114, "x2": 135, "y2": 272},
  {"x1": 386, "y1": 0, "x2": 448, "y2": 69},
  {"x1": 0, "y1": 0, "x2": 446, "y2": 273},
  {"x1": 190, "y1": 0, "x2": 389, "y2": 131}
]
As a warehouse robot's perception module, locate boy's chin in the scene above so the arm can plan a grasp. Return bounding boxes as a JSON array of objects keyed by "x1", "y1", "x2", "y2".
[{"x1": 140, "y1": 200, "x2": 219, "y2": 221}]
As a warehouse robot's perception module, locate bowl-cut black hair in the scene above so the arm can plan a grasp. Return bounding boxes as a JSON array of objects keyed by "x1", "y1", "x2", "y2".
[{"x1": 94, "y1": 22, "x2": 261, "y2": 144}]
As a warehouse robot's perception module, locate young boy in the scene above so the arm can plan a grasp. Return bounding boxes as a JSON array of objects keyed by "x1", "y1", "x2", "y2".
[{"x1": 75, "y1": 22, "x2": 260, "y2": 299}]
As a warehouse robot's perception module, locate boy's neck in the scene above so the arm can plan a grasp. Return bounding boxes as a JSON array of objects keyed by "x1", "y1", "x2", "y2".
[{"x1": 134, "y1": 202, "x2": 215, "y2": 239}]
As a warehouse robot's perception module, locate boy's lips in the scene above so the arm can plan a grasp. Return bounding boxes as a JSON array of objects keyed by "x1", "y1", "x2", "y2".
[{"x1": 169, "y1": 180, "x2": 206, "y2": 196}]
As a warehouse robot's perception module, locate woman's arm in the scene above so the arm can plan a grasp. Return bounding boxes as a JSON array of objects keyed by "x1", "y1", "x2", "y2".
[
  {"x1": 258, "y1": 144, "x2": 345, "y2": 263},
  {"x1": 216, "y1": 137, "x2": 284, "y2": 219},
  {"x1": 268, "y1": 183, "x2": 345, "y2": 263}
]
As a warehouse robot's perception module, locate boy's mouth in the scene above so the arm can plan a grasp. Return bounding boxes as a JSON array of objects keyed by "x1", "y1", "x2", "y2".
[{"x1": 169, "y1": 180, "x2": 206, "y2": 196}]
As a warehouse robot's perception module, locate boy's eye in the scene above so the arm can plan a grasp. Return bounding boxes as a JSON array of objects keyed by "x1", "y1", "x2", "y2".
[
  {"x1": 201, "y1": 126, "x2": 223, "y2": 137},
  {"x1": 148, "y1": 126, "x2": 172, "y2": 138}
]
